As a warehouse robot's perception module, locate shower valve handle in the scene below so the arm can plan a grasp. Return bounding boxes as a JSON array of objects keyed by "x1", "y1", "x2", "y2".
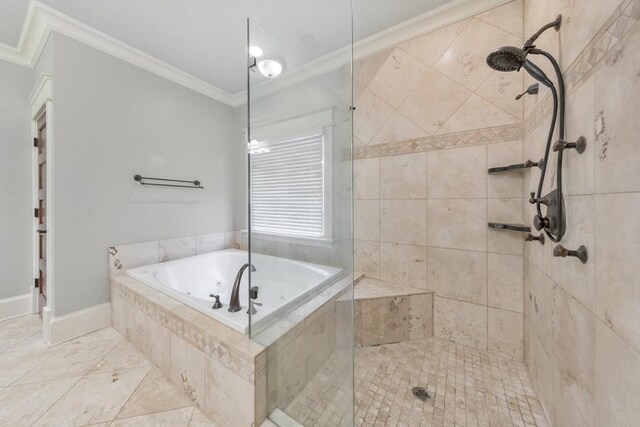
[
  {"x1": 525, "y1": 233, "x2": 545, "y2": 245},
  {"x1": 533, "y1": 214, "x2": 549, "y2": 231},
  {"x1": 529, "y1": 192, "x2": 550, "y2": 206},
  {"x1": 553, "y1": 136, "x2": 587, "y2": 154},
  {"x1": 553, "y1": 244, "x2": 588, "y2": 264}
]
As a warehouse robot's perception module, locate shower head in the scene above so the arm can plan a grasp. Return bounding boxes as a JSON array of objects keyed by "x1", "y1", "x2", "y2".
[
  {"x1": 486, "y1": 46, "x2": 527, "y2": 72},
  {"x1": 486, "y1": 46, "x2": 553, "y2": 88}
]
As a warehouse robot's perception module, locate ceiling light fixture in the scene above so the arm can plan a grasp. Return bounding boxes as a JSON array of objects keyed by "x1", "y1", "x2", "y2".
[
  {"x1": 249, "y1": 46, "x2": 263, "y2": 57},
  {"x1": 257, "y1": 59, "x2": 283, "y2": 79}
]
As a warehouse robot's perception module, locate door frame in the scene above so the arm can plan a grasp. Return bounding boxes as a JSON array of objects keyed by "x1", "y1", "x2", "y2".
[{"x1": 28, "y1": 73, "x2": 55, "y2": 340}]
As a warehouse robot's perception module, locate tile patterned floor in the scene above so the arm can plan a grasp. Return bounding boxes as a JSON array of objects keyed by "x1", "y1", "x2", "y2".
[
  {"x1": 1, "y1": 315, "x2": 548, "y2": 427},
  {"x1": 285, "y1": 338, "x2": 549, "y2": 427},
  {"x1": 0, "y1": 315, "x2": 216, "y2": 426}
]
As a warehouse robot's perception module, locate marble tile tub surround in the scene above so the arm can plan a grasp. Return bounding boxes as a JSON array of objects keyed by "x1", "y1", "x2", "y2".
[
  {"x1": 111, "y1": 274, "x2": 266, "y2": 426},
  {"x1": 521, "y1": 0, "x2": 640, "y2": 426},
  {"x1": 109, "y1": 231, "x2": 241, "y2": 274},
  {"x1": 353, "y1": 1, "x2": 526, "y2": 360},
  {"x1": 112, "y1": 270, "x2": 352, "y2": 426},
  {"x1": 0, "y1": 315, "x2": 215, "y2": 426}
]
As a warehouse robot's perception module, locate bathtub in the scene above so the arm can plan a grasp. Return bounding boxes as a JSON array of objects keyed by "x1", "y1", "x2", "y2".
[{"x1": 126, "y1": 248, "x2": 343, "y2": 334}]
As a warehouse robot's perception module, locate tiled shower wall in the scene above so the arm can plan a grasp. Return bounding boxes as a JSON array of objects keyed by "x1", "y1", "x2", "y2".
[
  {"x1": 521, "y1": 0, "x2": 640, "y2": 425},
  {"x1": 353, "y1": 1, "x2": 526, "y2": 359}
]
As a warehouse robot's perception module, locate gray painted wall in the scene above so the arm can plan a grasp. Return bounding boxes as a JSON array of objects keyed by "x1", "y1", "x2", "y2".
[
  {"x1": 0, "y1": 60, "x2": 33, "y2": 300},
  {"x1": 50, "y1": 34, "x2": 238, "y2": 316}
]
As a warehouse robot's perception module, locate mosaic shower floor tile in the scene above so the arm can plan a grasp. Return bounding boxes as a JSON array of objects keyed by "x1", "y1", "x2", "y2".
[{"x1": 285, "y1": 337, "x2": 549, "y2": 427}]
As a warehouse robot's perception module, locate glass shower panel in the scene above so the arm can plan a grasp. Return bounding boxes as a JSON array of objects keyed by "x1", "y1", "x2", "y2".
[{"x1": 247, "y1": 0, "x2": 354, "y2": 424}]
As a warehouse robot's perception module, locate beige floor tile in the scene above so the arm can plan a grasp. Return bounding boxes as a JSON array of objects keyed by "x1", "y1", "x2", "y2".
[
  {"x1": 90, "y1": 340, "x2": 151, "y2": 374},
  {"x1": 74, "y1": 326, "x2": 124, "y2": 343},
  {"x1": 117, "y1": 366, "x2": 193, "y2": 419},
  {"x1": 0, "y1": 323, "x2": 42, "y2": 353},
  {"x1": 0, "y1": 376, "x2": 79, "y2": 425},
  {"x1": 188, "y1": 407, "x2": 219, "y2": 426},
  {"x1": 112, "y1": 407, "x2": 195, "y2": 426},
  {"x1": 33, "y1": 366, "x2": 149, "y2": 426},
  {"x1": 15, "y1": 338, "x2": 121, "y2": 385}
]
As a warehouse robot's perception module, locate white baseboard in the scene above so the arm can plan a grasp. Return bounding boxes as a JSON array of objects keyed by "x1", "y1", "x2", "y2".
[
  {"x1": 44, "y1": 302, "x2": 111, "y2": 345},
  {"x1": 0, "y1": 293, "x2": 33, "y2": 321}
]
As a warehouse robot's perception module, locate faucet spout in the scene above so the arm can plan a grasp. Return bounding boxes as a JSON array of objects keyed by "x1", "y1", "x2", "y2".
[{"x1": 228, "y1": 263, "x2": 256, "y2": 312}]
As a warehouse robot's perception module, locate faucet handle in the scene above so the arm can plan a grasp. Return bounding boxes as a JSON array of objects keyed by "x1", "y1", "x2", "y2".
[
  {"x1": 249, "y1": 286, "x2": 259, "y2": 300},
  {"x1": 553, "y1": 244, "x2": 588, "y2": 264},
  {"x1": 209, "y1": 294, "x2": 222, "y2": 309}
]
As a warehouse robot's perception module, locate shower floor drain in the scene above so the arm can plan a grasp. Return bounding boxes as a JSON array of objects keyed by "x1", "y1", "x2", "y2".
[{"x1": 411, "y1": 386, "x2": 430, "y2": 401}]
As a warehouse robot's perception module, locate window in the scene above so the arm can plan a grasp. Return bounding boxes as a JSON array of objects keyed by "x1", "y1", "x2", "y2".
[{"x1": 249, "y1": 110, "x2": 333, "y2": 243}]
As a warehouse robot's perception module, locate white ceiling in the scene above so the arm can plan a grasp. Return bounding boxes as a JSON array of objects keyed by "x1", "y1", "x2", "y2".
[{"x1": 0, "y1": 0, "x2": 452, "y2": 95}]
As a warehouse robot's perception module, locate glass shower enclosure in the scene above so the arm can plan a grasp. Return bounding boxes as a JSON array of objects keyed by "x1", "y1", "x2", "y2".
[{"x1": 246, "y1": 0, "x2": 354, "y2": 425}]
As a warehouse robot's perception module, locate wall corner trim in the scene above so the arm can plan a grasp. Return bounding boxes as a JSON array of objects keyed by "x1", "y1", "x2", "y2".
[
  {"x1": 44, "y1": 302, "x2": 111, "y2": 345},
  {"x1": 0, "y1": 293, "x2": 33, "y2": 322}
]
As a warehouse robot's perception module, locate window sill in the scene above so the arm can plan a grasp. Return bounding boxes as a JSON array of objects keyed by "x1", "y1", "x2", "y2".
[{"x1": 241, "y1": 230, "x2": 334, "y2": 249}]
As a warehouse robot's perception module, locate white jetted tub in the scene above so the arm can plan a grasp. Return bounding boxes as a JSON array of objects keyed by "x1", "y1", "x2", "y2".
[{"x1": 126, "y1": 248, "x2": 343, "y2": 333}]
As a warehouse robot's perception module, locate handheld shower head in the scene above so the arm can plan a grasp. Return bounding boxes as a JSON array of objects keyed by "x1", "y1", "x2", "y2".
[
  {"x1": 486, "y1": 46, "x2": 527, "y2": 72},
  {"x1": 486, "y1": 46, "x2": 553, "y2": 88}
]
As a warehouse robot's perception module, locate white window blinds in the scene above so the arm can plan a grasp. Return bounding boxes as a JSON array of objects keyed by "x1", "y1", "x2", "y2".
[{"x1": 250, "y1": 131, "x2": 326, "y2": 238}]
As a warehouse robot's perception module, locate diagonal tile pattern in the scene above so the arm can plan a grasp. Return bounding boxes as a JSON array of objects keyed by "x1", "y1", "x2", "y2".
[
  {"x1": 354, "y1": 2, "x2": 524, "y2": 147},
  {"x1": 0, "y1": 315, "x2": 216, "y2": 426}
]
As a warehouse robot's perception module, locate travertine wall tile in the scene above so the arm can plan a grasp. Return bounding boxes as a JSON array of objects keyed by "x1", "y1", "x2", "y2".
[
  {"x1": 428, "y1": 247, "x2": 487, "y2": 305},
  {"x1": 488, "y1": 253, "x2": 524, "y2": 312},
  {"x1": 427, "y1": 198, "x2": 486, "y2": 251},
  {"x1": 354, "y1": 200, "x2": 379, "y2": 241},
  {"x1": 426, "y1": 145, "x2": 486, "y2": 198},
  {"x1": 380, "y1": 199, "x2": 427, "y2": 245},
  {"x1": 434, "y1": 296, "x2": 487, "y2": 350},
  {"x1": 594, "y1": 318, "x2": 640, "y2": 427},
  {"x1": 488, "y1": 307, "x2": 523, "y2": 360},
  {"x1": 379, "y1": 152, "x2": 426, "y2": 199},
  {"x1": 595, "y1": 192, "x2": 640, "y2": 350},
  {"x1": 353, "y1": 1, "x2": 526, "y2": 357},
  {"x1": 379, "y1": 243, "x2": 428, "y2": 287},
  {"x1": 354, "y1": 239, "x2": 380, "y2": 278},
  {"x1": 354, "y1": 158, "x2": 379, "y2": 200},
  {"x1": 522, "y1": 2, "x2": 640, "y2": 425}
]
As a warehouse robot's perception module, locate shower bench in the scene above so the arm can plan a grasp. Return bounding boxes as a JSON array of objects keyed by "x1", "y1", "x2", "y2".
[{"x1": 354, "y1": 278, "x2": 433, "y2": 347}]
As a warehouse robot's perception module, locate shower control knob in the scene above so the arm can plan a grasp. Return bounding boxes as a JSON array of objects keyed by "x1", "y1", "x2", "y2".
[
  {"x1": 553, "y1": 244, "x2": 588, "y2": 264},
  {"x1": 529, "y1": 192, "x2": 550, "y2": 206},
  {"x1": 533, "y1": 215, "x2": 549, "y2": 231}
]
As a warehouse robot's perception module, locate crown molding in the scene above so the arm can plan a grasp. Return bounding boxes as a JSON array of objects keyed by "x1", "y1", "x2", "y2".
[
  {"x1": 0, "y1": 1, "x2": 239, "y2": 106},
  {"x1": 0, "y1": 0, "x2": 513, "y2": 108},
  {"x1": 234, "y1": 0, "x2": 514, "y2": 105}
]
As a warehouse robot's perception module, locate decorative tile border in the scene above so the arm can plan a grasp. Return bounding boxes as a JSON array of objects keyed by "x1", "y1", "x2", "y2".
[
  {"x1": 353, "y1": 123, "x2": 524, "y2": 160},
  {"x1": 525, "y1": 0, "x2": 640, "y2": 133},
  {"x1": 112, "y1": 275, "x2": 264, "y2": 383}
]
